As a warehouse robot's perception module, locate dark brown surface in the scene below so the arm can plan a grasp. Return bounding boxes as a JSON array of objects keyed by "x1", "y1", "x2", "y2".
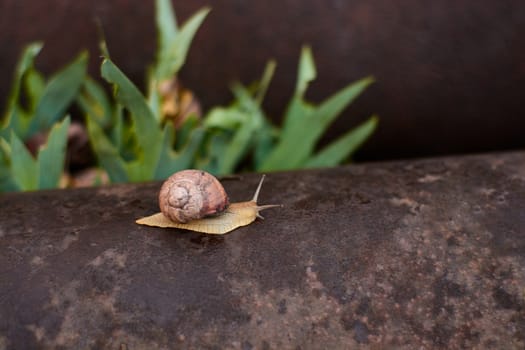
[
  {"x1": 1, "y1": 0, "x2": 525, "y2": 161},
  {"x1": 1, "y1": 151, "x2": 524, "y2": 348}
]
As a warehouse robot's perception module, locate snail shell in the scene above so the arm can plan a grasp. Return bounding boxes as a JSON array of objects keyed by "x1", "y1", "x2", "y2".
[{"x1": 158, "y1": 169, "x2": 229, "y2": 223}]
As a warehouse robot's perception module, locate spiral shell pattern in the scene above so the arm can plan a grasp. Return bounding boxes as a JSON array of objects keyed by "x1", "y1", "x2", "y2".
[{"x1": 158, "y1": 170, "x2": 229, "y2": 223}]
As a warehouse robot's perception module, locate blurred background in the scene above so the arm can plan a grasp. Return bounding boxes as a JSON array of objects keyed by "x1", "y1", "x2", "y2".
[{"x1": 1, "y1": 0, "x2": 524, "y2": 162}]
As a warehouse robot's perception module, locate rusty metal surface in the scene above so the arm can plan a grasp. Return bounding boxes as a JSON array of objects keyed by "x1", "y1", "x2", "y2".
[
  {"x1": 1, "y1": 0, "x2": 525, "y2": 161},
  {"x1": 1, "y1": 151, "x2": 525, "y2": 349}
]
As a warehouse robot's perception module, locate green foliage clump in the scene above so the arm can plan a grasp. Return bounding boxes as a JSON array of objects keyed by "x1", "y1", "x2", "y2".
[
  {"x1": 202, "y1": 47, "x2": 378, "y2": 174},
  {"x1": 0, "y1": 0, "x2": 378, "y2": 192},
  {"x1": 78, "y1": 3, "x2": 210, "y2": 183},
  {"x1": 0, "y1": 44, "x2": 87, "y2": 191}
]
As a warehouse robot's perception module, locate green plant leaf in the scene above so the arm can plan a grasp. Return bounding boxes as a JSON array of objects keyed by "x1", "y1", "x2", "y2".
[
  {"x1": 204, "y1": 106, "x2": 247, "y2": 129},
  {"x1": 37, "y1": 116, "x2": 71, "y2": 189},
  {"x1": 3, "y1": 117, "x2": 71, "y2": 191},
  {"x1": 212, "y1": 83, "x2": 265, "y2": 174},
  {"x1": 0, "y1": 138, "x2": 10, "y2": 167},
  {"x1": 2, "y1": 108, "x2": 31, "y2": 141},
  {"x1": 77, "y1": 77, "x2": 113, "y2": 129},
  {"x1": 24, "y1": 68, "x2": 46, "y2": 111},
  {"x1": 146, "y1": 76, "x2": 162, "y2": 120},
  {"x1": 122, "y1": 160, "x2": 154, "y2": 182},
  {"x1": 197, "y1": 132, "x2": 228, "y2": 174},
  {"x1": 0, "y1": 171, "x2": 17, "y2": 192},
  {"x1": 259, "y1": 76, "x2": 374, "y2": 171},
  {"x1": 2, "y1": 43, "x2": 43, "y2": 121},
  {"x1": 304, "y1": 115, "x2": 378, "y2": 168},
  {"x1": 201, "y1": 61, "x2": 277, "y2": 174},
  {"x1": 110, "y1": 105, "x2": 125, "y2": 154},
  {"x1": 280, "y1": 97, "x2": 314, "y2": 138},
  {"x1": 216, "y1": 117, "x2": 253, "y2": 175},
  {"x1": 255, "y1": 60, "x2": 277, "y2": 105},
  {"x1": 86, "y1": 117, "x2": 129, "y2": 183},
  {"x1": 304, "y1": 76, "x2": 374, "y2": 143},
  {"x1": 295, "y1": 46, "x2": 316, "y2": 99},
  {"x1": 154, "y1": 7, "x2": 210, "y2": 80},
  {"x1": 1, "y1": 42, "x2": 43, "y2": 136},
  {"x1": 156, "y1": 0, "x2": 178, "y2": 57},
  {"x1": 9, "y1": 131, "x2": 38, "y2": 191},
  {"x1": 175, "y1": 115, "x2": 199, "y2": 149},
  {"x1": 101, "y1": 57, "x2": 161, "y2": 175},
  {"x1": 253, "y1": 120, "x2": 278, "y2": 168},
  {"x1": 83, "y1": 4, "x2": 378, "y2": 182},
  {"x1": 119, "y1": 119, "x2": 140, "y2": 162},
  {"x1": 279, "y1": 46, "x2": 317, "y2": 138},
  {"x1": 0, "y1": 138, "x2": 18, "y2": 192},
  {"x1": 26, "y1": 51, "x2": 88, "y2": 138},
  {"x1": 154, "y1": 125, "x2": 204, "y2": 179}
]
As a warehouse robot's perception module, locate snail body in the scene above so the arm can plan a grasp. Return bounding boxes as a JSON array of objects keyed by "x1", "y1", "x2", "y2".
[{"x1": 136, "y1": 170, "x2": 281, "y2": 234}]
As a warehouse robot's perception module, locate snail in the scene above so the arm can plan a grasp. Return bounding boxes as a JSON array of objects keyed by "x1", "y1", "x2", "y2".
[{"x1": 135, "y1": 170, "x2": 281, "y2": 234}]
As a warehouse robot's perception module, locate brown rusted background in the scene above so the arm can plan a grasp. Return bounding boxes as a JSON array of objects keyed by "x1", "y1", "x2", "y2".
[{"x1": 1, "y1": 0, "x2": 524, "y2": 160}]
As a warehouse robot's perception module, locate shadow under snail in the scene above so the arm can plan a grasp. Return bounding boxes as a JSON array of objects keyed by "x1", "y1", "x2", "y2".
[{"x1": 136, "y1": 170, "x2": 282, "y2": 234}]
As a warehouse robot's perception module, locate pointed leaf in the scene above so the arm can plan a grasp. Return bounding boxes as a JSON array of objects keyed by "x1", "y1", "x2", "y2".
[
  {"x1": 146, "y1": 75, "x2": 162, "y2": 119},
  {"x1": 156, "y1": 0, "x2": 178, "y2": 56},
  {"x1": 259, "y1": 76, "x2": 374, "y2": 171},
  {"x1": 0, "y1": 172, "x2": 18, "y2": 192},
  {"x1": 27, "y1": 51, "x2": 88, "y2": 138},
  {"x1": 24, "y1": 68, "x2": 46, "y2": 111},
  {"x1": 37, "y1": 117, "x2": 71, "y2": 189},
  {"x1": 2, "y1": 42, "x2": 43, "y2": 130},
  {"x1": 0, "y1": 138, "x2": 19, "y2": 192},
  {"x1": 110, "y1": 105, "x2": 125, "y2": 153},
  {"x1": 279, "y1": 46, "x2": 317, "y2": 137},
  {"x1": 1, "y1": 107, "x2": 32, "y2": 140},
  {"x1": 1, "y1": 43, "x2": 43, "y2": 139},
  {"x1": 204, "y1": 107, "x2": 247, "y2": 129},
  {"x1": 214, "y1": 83, "x2": 265, "y2": 174},
  {"x1": 155, "y1": 7, "x2": 210, "y2": 79},
  {"x1": 119, "y1": 117, "x2": 140, "y2": 162},
  {"x1": 280, "y1": 97, "x2": 314, "y2": 138},
  {"x1": 154, "y1": 126, "x2": 204, "y2": 179},
  {"x1": 254, "y1": 121, "x2": 278, "y2": 168},
  {"x1": 216, "y1": 118, "x2": 254, "y2": 175},
  {"x1": 0, "y1": 138, "x2": 10, "y2": 165},
  {"x1": 101, "y1": 58, "x2": 161, "y2": 172},
  {"x1": 87, "y1": 117, "x2": 129, "y2": 183},
  {"x1": 304, "y1": 115, "x2": 378, "y2": 168},
  {"x1": 314, "y1": 76, "x2": 374, "y2": 132},
  {"x1": 77, "y1": 77, "x2": 113, "y2": 129},
  {"x1": 10, "y1": 131, "x2": 38, "y2": 190},
  {"x1": 295, "y1": 46, "x2": 316, "y2": 98},
  {"x1": 291, "y1": 76, "x2": 374, "y2": 157},
  {"x1": 123, "y1": 160, "x2": 154, "y2": 182},
  {"x1": 175, "y1": 115, "x2": 199, "y2": 149},
  {"x1": 255, "y1": 60, "x2": 277, "y2": 105},
  {"x1": 197, "y1": 132, "x2": 229, "y2": 174}
]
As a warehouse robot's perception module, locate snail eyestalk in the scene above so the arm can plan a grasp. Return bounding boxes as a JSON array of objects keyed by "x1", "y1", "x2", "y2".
[
  {"x1": 255, "y1": 205, "x2": 283, "y2": 220},
  {"x1": 252, "y1": 174, "x2": 266, "y2": 202},
  {"x1": 250, "y1": 174, "x2": 282, "y2": 219}
]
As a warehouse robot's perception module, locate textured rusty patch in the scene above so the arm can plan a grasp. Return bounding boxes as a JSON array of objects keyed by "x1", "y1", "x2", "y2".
[{"x1": 1, "y1": 152, "x2": 525, "y2": 348}]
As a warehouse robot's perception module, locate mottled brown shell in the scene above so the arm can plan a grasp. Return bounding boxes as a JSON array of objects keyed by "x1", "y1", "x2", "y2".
[{"x1": 158, "y1": 170, "x2": 229, "y2": 223}]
